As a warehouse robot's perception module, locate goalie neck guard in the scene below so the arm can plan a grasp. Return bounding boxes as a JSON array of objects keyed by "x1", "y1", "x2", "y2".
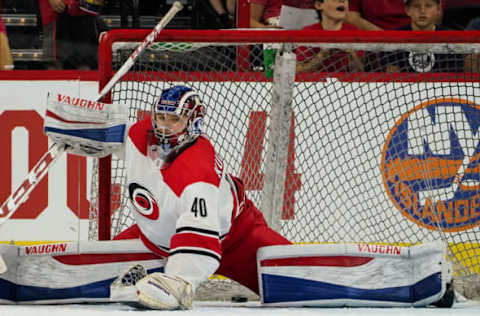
[{"x1": 151, "y1": 86, "x2": 205, "y2": 161}]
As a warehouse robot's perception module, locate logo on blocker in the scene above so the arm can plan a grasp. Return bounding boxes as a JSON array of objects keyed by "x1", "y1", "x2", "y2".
[{"x1": 381, "y1": 98, "x2": 480, "y2": 232}]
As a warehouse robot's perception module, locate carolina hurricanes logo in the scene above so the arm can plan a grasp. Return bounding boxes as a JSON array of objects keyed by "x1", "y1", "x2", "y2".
[{"x1": 128, "y1": 183, "x2": 160, "y2": 220}]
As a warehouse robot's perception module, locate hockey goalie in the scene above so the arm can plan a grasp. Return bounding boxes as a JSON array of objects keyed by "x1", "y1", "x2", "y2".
[{"x1": 0, "y1": 86, "x2": 454, "y2": 309}]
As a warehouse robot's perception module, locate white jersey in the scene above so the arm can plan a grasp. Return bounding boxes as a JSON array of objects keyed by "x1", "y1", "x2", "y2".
[{"x1": 124, "y1": 118, "x2": 240, "y2": 289}]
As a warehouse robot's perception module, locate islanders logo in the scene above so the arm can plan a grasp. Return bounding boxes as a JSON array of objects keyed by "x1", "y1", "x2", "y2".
[{"x1": 381, "y1": 98, "x2": 480, "y2": 232}]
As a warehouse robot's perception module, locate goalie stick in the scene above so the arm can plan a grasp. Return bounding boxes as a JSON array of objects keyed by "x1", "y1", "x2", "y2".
[
  {"x1": 418, "y1": 151, "x2": 477, "y2": 203},
  {"x1": 0, "y1": 143, "x2": 67, "y2": 226},
  {"x1": 418, "y1": 126, "x2": 480, "y2": 204},
  {"x1": 0, "y1": 1, "x2": 184, "y2": 226}
]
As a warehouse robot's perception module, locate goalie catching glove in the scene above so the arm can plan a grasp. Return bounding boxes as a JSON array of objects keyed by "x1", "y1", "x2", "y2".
[
  {"x1": 44, "y1": 93, "x2": 128, "y2": 157},
  {"x1": 135, "y1": 272, "x2": 193, "y2": 310}
]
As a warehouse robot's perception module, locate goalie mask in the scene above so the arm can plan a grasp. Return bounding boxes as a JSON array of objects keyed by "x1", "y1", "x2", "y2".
[{"x1": 151, "y1": 86, "x2": 205, "y2": 161}]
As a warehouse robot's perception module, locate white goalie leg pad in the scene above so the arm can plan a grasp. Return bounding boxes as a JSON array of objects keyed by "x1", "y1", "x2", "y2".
[
  {"x1": 135, "y1": 273, "x2": 193, "y2": 310},
  {"x1": 0, "y1": 240, "x2": 165, "y2": 304},
  {"x1": 257, "y1": 242, "x2": 450, "y2": 307}
]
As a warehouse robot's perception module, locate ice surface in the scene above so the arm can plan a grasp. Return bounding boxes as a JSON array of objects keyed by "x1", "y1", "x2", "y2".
[{"x1": 0, "y1": 301, "x2": 479, "y2": 316}]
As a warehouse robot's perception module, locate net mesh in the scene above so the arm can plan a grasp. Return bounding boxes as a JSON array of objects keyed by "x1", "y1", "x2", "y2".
[{"x1": 90, "y1": 31, "x2": 480, "y2": 300}]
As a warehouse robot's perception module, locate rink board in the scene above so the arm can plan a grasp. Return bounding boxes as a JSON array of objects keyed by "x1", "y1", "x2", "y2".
[{"x1": 0, "y1": 73, "x2": 479, "y2": 278}]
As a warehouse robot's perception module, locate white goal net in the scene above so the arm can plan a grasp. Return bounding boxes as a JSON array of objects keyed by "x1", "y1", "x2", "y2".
[{"x1": 89, "y1": 29, "x2": 480, "y2": 299}]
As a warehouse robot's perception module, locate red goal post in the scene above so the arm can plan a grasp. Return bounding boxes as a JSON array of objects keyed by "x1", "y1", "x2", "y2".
[{"x1": 94, "y1": 29, "x2": 480, "y2": 297}]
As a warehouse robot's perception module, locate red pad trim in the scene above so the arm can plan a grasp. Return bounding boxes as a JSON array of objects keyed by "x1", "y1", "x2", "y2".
[
  {"x1": 261, "y1": 256, "x2": 373, "y2": 267},
  {"x1": 170, "y1": 232, "x2": 221, "y2": 256},
  {"x1": 53, "y1": 252, "x2": 161, "y2": 265}
]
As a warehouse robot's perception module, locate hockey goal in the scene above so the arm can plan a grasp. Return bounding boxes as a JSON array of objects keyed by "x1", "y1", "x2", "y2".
[{"x1": 90, "y1": 29, "x2": 480, "y2": 300}]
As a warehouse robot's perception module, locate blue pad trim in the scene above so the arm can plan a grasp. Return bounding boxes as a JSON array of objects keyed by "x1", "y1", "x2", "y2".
[
  {"x1": 0, "y1": 267, "x2": 163, "y2": 302},
  {"x1": 262, "y1": 272, "x2": 441, "y2": 304},
  {"x1": 44, "y1": 125, "x2": 126, "y2": 143}
]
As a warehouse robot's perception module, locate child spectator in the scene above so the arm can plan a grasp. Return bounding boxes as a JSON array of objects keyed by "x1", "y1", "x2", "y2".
[
  {"x1": 383, "y1": 0, "x2": 463, "y2": 73},
  {"x1": 0, "y1": 8, "x2": 13, "y2": 70},
  {"x1": 346, "y1": 0, "x2": 445, "y2": 71},
  {"x1": 296, "y1": 0, "x2": 363, "y2": 73}
]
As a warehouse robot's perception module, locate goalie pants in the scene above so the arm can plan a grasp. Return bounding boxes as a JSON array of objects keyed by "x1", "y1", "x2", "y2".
[
  {"x1": 216, "y1": 198, "x2": 291, "y2": 293},
  {"x1": 116, "y1": 198, "x2": 291, "y2": 294}
]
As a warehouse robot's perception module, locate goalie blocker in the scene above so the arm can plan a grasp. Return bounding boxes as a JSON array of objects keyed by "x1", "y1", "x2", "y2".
[
  {"x1": 44, "y1": 93, "x2": 128, "y2": 158},
  {"x1": 257, "y1": 242, "x2": 453, "y2": 307}
]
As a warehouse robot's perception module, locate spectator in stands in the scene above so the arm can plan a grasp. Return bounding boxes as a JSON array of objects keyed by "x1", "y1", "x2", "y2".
[
  {"x1": 0, "y1": 8, "x2": 13, "y2": 70},
  {"x1": 383, "y1": 0, "x2": 463, "y2": 73},
  {"x1": 347, "y1": 0, "x2": 445, "y2": 30},
  {"x1": 464, "y1": 17, "x2": 480, "y2": 73},
  {"x1": 296, "y1": 0, "x2": 363, "y2": 73},
  {"x1": 346, "y1": 0, "x2": 440, "y2": 71},
  {"x1": 210, "y1": 0, "x2": 236, "y2": 27},
  {"x1": 250, "y1": 0, "x2": 282, "y2": 28},
  {"x1": 39, "y1": 0, "x2": 108, "y2": 70},
  {"x1": 346, "y1": 0, "x2": 411, "y2": 30},
  {"x1": 197, "y1": 0, "x2": 236, "y2": 29}
]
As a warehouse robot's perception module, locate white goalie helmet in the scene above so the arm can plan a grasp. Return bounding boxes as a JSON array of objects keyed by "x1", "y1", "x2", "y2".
[{"x1": 150, "y1": 85, "x2": 205, "y2": 161}]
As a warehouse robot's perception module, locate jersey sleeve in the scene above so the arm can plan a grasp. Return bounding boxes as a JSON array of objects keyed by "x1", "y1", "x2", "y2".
[
  {"x1": 165, "y1": 181, "x2": 222, "y2": 290},
  {"x1": 114, "y1": 122, "x2": 136, "y2": 161}
]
